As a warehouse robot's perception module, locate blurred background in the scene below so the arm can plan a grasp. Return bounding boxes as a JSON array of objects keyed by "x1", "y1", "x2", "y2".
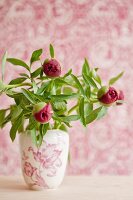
[{"x1": 0, "y1": 0, "x2": 132, "y2": 175}]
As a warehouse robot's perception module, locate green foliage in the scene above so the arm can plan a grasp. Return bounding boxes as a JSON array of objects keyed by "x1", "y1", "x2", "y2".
[
  {"x1": 59, "y1": 115, "x2": 80, "y2": 123},
  {"x1": 27, "y1": 115, "x2": 38, "y2": 130},
  {"x1": 31, "y1": 67, "x2": 42, "y2": 78},
  {"x1": 30, "y1": 49, "x2": 42, "y2": 65},
  {"x1": 82, "y1": 58, "x2": 90, "y2": 75},
  {"x1": 0, "y1": 109, "x2": 7, "y2": 127},
  {"x1": 7, "y1": 58, "x2": 30, "y2": 71},
  {"x1": 31, "y1": 128, "x2": 37, "y2": 146},
  {"x1": 0, "y1": 46, "x2": 123, "y2": 147},
  {"x1": 52, "y1": 101, "x2": 67, "y2": 114},
  {"x1": 9, "y1": 77, "x2": 26, "y2": 85},
  {"x1": 50, "y1": 93, "x2": 79, "y2": 100},
  {"x1": 1, "y1": 51, "x2": 7, "y2": 81},
  {"x1": 83, "y1": 73, "x2": 98, "y2": 88},
  {"x1": 79, "y1": 97, "x2": 86, "y2": 126},
  {"x1": 49, "y1": 44, "x2": 54, "y2": 58},
  {"x1": 71, "y1": 74, "x2": 84, "y2": 95},
  {"x1": 10, "y1": 112, "x2": 23, "y2": 141},
  {"x1": 63, "y1": 86, "x2": 73, "y2": 95},
  {"x1": 22, "y1": 89, "x2": 37, "y2": 104},
  {"x1": 63, "y1": 69, "x2": 72, "y2": 78},
  {"x1": 109, "y1": 71, "x2": 124, "y2": 85},
  {"x1": 89, "y1": 69, "x2": 102, "y2": 86},
  {"x1": 85, "y1": 107, "x2": 103, "y2": 124}
]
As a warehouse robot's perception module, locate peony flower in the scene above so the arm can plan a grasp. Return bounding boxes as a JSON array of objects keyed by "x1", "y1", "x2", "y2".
[
  {"x1": 33, "y1": 102, "x2": 53, "y2": 124},
  {"x1": 42, "y1": 59, "x2": 61, "y2": 78},
  {"x1": 98, "y1": 86, "x2": 118, "y2": 105},
  {"x1": 116, "y1": 90, "x2": 124, "y2": 105}
]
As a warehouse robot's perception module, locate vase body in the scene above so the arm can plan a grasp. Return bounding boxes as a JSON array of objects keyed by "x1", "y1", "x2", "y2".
[{"x1": 19, "y1": 129, "x2": 69, "y2": 190}]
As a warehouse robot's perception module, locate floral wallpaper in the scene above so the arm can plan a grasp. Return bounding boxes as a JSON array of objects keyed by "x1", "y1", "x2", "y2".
[{"x1": 0, "y1": 0, "x2": 132, "y2": 175}]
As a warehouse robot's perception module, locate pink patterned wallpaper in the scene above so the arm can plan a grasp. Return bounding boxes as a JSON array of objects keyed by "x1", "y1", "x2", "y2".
[{"x1": 0, "y1": 0, "x2": 132, "y2": 175}]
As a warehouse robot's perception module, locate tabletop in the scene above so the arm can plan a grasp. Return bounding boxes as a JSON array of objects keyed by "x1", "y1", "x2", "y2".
[{"x1": 0, "y1": 176, "x2": 133, "y2": 200}]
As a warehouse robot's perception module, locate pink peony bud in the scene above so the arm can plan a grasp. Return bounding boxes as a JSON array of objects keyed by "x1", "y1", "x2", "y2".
[
  {"x1": 98, "y1": 86, "x2": 118, "y2": 105},
  {"x1": 33, "y1": 102, "x2": 53, "y2": 124},
  {"x1": 42, "y1": 59, "x2": 61, "y2": 78},
  {"x1": 116, "y1": 90, "x2": 124, "y2": 105}
]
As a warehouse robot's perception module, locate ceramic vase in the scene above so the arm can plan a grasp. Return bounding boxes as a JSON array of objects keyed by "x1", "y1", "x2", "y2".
[{"x1": 19, "y1": 129, "x2": 69, "y2": 190}]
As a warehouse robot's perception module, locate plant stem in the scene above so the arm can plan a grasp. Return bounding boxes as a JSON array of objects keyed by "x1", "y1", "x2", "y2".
[
  {"x1": 68, "y1": 104, "x2": 78, "y2": 114},
  {"x1": 7, "y1": 83, "x2": 32, "y2": 89}
]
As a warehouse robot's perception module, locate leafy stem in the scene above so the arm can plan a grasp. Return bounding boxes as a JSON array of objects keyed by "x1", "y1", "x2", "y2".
[{"x1": 68, "y1": 104, "x2": 78, "y2": 115}]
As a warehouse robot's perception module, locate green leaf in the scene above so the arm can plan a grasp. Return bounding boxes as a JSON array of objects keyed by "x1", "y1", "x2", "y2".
[
  {"x1": 79, "y1": 97, "x2": 86, "y2": 126},
  {"x1": 7, "y1": 58, "x2": 30, "y2": 72},
  {"x1": 7, "y1": 93, "x2": 24, "y2": 105},
  {"x1": 97, "y1": 106, "x2": 108, "y2": 120},
  {"x1": 19, "y1": 73, "x2": 30, "y2": 79},
  {"x1": 82, "y1": 58, "x2": 90, "y2": 76},
  {"x1": 49, "y1": 44, "x2": 54, "y2": 58},
  {"x1": 37, "y1": 133, "x2": 43, "y2": 147},
  {"x1": 53, "y1": 101, "x2": 66, "y2": 111},
  {"x1": 38, "y1": 123, "x2": 49, "y2": 146},
  {"x1": 71, "y1": 74, "x2": 84, "y2": 95},
  {"x1": 23, "y1": 88, "x2": 44, "y2": 103},
  {"x1": 42, "y1": 123, "x2": 49, "y2": 136},
  {"x1": 19, "y1": 95, "x2": 30, "y2": 109},
  {"x1": 0, "y1": 112, "x2": 11, "y2": 128},
  {"x1": 64, "y1": 76, "x2": 76, "y2": 86},
  {"x1": 90, "y1": 69, "x2": 102, "y2": 86},
  {"x1": 37, "y1": 81, "x2": 50, "y2": 94},
  {"x1": 11, "y1": 105, "x2": 22, "y2": 121},
  {"x1": 46, "y1": 80, "x2": 55, "y2": 93},
  {"x1": 10, "y1": 112, "x2": 23, "y2": 141},
  {"x1": 83, "y1": 73, "x2": 98, "y2": 88},
  {"x1": 1, "y1": 51, "x2": 7, "y2": 81},
  {"x1": 50, "y1": 93, "x2": 79, "y2": 100},
  {"x1": 63, "y1": 86, "x2": 73, "y2": 94},
  {"x1": 27, "y1": 116, "x2": 38, "y2": 130},
  {"x1": 30, "y1": 49, "x2": 43, "y2": 65},
  {"x1": 33, "y1": 81, "x2": 38, "y2": 94},
  {"x1": 9, "y1": 77, "x2": 26, "y2": 85},
  {"x1": 85, "y1": 107, "x2": 103, "y2": 124},
  {"x1": 109, "y1": 71, "x2": 124, "y2": 85},
  {"x1": 59, "y1": 124, "x2": 68, "y2": 132},
  {"x1": 0, "y1": 109, "x2": 7, "y2": 127},
  {"x1": 31, "y1": 128, "x2": 37, "y2": 146},
  {"x1": 59, "y1": 115, "x2": 80, "y2": 123},
  {"x1": 63, "y1": 69, "x2": 72, "y2": 78},
  {"x1": 85, "y1": 85, "x2": 91, "y2": 99},
  {"x1": 31, "y1": 67, "x2": 42, "y2": 78},
  {"x1": 22, "y1": 89, "x2": 36, "y2": 104},
  {"x1": 53, "y1": 101, "x2": 67, "y2": 115},
  {"x1": 55, "y1": 78, "x2": 71, "y2": 86},
  {"x1": 84, "y1": 103, "x2": 93, "y2": 117},
  {"x1": 0, "y1": 80, "x2": 5, "y2": 92}
]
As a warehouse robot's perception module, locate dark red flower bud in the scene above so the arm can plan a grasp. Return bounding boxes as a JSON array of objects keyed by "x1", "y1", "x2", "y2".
[
  {"x1": 116, "y1": 90, "x2": 124, "y2": 105},
  {"x1": 33, "y1": 102, "x2": 53, "y2": 124},
  {"x1": 98, "y1": 86, "x2": 118, "y2": 105},
  {"x1": 42, "y1": 59, "x2": 61, "y2": 78}
]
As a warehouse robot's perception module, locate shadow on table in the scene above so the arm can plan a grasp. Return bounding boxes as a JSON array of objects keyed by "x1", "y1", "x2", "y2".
[{"x1": 0, "y1": 178, "x2": 30, "y2": 191}]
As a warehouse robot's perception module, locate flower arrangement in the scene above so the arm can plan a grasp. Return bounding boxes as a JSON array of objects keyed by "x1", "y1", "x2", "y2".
[{"x1": 0, "y1": 44, "x2": 124, "y2": 147}]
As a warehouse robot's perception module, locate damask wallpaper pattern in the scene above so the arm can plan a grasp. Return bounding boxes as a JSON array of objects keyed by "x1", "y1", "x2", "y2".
[{"x1": 0, "y1": 0, "x2": 132, "y2": 175}]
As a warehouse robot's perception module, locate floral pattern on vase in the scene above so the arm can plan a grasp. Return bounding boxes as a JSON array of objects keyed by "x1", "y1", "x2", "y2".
[
  {"x1": 20, "y1": 130, "x2": 69, "y2": 189},
  {"x1": 23, "y1": 161, "x2": 48, "y2": 188}
]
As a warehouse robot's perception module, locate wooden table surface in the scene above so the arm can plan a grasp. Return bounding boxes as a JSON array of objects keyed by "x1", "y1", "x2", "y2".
[{"x1": 0, "y1": 176, "x2": 133, "y2": 200}]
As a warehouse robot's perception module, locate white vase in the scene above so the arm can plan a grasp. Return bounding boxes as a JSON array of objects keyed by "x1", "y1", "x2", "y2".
[{"x1": 19, "y1": 129, "x2": 69, "y2": 190}]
